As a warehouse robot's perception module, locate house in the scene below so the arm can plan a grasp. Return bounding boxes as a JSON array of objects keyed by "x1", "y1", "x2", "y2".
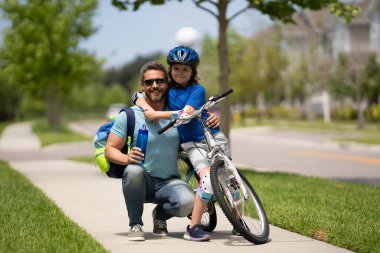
[
  {"x1": 368, "y1": 0, "x2": 380, "y2": 58},
  {"x1": 280, "y1": 1, "x2": 376, "y2": 58},
  {"x1": 276, "y1": 0, "x2": 378, "y2": 120}
]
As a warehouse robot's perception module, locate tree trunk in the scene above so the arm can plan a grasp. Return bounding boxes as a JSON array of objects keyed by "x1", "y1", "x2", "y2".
[
  {"x1": 351, "y1": 72, "x2": 364, "y2": 129},
  {"x1": 356, "y1": 85, "x2": 365, "y2": 129},
  {"x1": 45, "y1": 85, "x2": 62, "y2": 131},
  {"x1": 217, "y1": 0, "x2": 231, "y2": 139}
]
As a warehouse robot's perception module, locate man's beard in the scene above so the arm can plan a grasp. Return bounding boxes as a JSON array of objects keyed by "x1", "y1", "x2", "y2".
[{"x1": 145, "y1": 90, "x2": 165, "y2": 103}]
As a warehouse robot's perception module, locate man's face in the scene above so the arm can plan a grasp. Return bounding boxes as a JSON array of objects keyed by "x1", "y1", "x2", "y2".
[{"x1": 141, "y1": 70, "x2": 168, "y2": 103}]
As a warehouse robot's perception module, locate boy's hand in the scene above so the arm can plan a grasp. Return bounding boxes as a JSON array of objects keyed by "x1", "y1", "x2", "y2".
[
  {"x1": 206, "y1": 112, "x2": 220, "y2": 128},
  {"x1": 144, "y1": 108, "x2": 159, "y2": 124}
]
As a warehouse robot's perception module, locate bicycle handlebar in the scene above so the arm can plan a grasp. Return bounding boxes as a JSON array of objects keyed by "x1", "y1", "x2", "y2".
[
  {"x1": 209, "y1": 88, "x2": 233, "y2": 102},
  {"x1": 157, "y1": 119, "x2": 176, "y2": 135}
]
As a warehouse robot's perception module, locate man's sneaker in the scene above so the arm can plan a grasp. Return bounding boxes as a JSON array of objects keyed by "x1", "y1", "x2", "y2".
[
  {"x1": 183, "y1": 224, "x2": 211, "y2": 241},
  {"x1": 152, "y1": 208, "x2": 168, "y2": 236},
  {"x1": 128, "y1": 224, "x2": 145, "y2": 241}
]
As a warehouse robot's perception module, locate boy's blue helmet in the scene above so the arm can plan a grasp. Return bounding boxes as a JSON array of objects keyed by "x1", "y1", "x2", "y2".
[{"x1": 167, "y1": 45, "x2": 199, "y2": 68}]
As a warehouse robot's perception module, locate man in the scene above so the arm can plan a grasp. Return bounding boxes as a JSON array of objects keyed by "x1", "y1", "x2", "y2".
[{"x1": 105, "y1": 61, "x2": 219, "y2": 241}]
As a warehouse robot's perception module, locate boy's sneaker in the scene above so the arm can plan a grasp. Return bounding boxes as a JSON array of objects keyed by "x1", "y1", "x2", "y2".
[
  {"x1": 183, "y1": 224, "x2": 211, "y2": 241},
  {"x1": 152, "y1": 208, "x2": 168, "y2": 236},
  {"x1": 128, "y1": 224, "x2": 145, "y2": 241}
]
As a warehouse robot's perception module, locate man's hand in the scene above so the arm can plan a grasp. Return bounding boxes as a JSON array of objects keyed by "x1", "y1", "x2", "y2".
[
  {"x1": 206, "y1": 112, "x2": 220, "y2": 128},
  {"x1": 127, "y1": 146, "x2": 145, "y2": 164}
]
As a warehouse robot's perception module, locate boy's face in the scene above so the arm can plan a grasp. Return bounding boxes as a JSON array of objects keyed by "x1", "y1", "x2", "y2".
[
  {"x1": 171, "y1": 64, "x2": 192, "y2": 87},
  {"x1": 141, "y1": 69, "x2": 168, "y2": 103}
]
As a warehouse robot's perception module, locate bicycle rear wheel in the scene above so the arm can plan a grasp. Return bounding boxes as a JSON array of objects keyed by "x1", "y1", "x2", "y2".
[
  {"x1": 210, "y1": 159, "x2": 269, "y2": 244},
  {"x1": 177, "y1": 152, "x2": 217, "y2": 232}
]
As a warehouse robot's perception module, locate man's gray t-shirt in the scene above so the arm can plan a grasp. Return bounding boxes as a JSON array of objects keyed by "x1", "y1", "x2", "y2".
[{"x1": 111, "y1": 106, "x2": 180, "y2": 179}]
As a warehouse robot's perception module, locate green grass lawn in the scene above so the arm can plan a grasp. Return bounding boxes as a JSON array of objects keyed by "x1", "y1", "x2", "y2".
[
  {"x1": 32, "y1": 119, "x2": 91, "y2": 146},
  {"x1": 241, "y1": 169, "x2": 380, "y2": 253},
  {"x1": 67, "y1": 155, "x2": 95, "y2": 164},
  {"x1": 0, "y1": 121, "x2": 12, "y2": 136},
  {"x1": 0, "y1": 161, "x2": 107, "y2": 253}
]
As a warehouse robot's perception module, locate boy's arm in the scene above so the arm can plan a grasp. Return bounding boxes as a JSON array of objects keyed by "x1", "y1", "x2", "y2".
[
  {"x1": 132, "y1": 91, "x2": 177, "y2": 121},
  {"x1": 144, "y1": 110, "x2": 173, "y2": 121},
  {"x1": 182, "y1": 105, "x2": 195, "y2": 114},
  {"x1": 133, "y1": 92, "x2": 153, "y2": 111}
]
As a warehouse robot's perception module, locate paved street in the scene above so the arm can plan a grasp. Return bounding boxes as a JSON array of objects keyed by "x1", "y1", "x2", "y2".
[{"x1": 230, "y1": 127, "x2": 380, "y2": 185}]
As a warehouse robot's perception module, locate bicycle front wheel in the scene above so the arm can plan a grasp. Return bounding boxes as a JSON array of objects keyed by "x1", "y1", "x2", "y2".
[{"x1": 210, "y1": 159, "x2": 269, "y2": 244}]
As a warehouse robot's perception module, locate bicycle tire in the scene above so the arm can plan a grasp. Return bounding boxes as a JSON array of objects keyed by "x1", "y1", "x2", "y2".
[
  {"x1": 210, "y1": 159, "x2": 269, "y2": 244},
  {"x1": 177, "y1": 153, "x2": 217, "y2": 232}
]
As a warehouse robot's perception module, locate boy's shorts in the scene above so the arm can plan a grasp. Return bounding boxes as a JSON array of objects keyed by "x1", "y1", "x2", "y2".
[{"x1": 181, "y1": 132, "x2": 231, "y2": 174}]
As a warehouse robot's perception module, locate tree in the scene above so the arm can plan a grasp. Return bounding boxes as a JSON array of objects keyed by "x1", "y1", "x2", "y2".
[
  {"x1": 330, "y1": 52, "x2": 378, "y2": 129},
  {"x1": 362, "y1": 54, "x2": 380, "y2": 105},
  {"x1": 111, "y1": 0, "x2": 359, "y2": 138},
  {"x1": 198, "y1": 35, "x2": 219, "y2": 97},
  {"x1": 0, "y1": 78, "x2": 22, "y2": 120},
  {"x1": 103, "y1": 52, "x2": 163, "y2": 94},
  {"x1": 0, "y1": 0, "x2": 101, "y2": 130}
]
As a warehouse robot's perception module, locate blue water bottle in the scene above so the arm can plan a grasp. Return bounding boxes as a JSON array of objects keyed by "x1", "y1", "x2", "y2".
[{"x1": 136, "y1": 124, "x2": 149, "y2": 163}]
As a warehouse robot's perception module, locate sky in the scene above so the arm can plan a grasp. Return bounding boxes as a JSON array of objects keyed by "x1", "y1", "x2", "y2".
[
  {"x1": 80, "y1": 1, "x2": 272, "y2": 69},
  {"x1": 0, "y1": 1, "x2": 272, "y2": 69}
]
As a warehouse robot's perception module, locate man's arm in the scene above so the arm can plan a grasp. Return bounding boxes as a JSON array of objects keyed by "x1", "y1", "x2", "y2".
[{"x1": 105, "y1": 132, "x2": 143, "y2": 165}]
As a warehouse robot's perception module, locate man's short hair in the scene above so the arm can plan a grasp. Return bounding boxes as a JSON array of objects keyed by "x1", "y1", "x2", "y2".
[{"x1": 140, "y1": 61, "x2": 168, "y2": 83}]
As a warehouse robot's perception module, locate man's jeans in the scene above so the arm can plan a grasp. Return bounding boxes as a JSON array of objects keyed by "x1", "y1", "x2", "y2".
[{"x1": 122, "y1": 164, "x2": 194, "y2": 226}]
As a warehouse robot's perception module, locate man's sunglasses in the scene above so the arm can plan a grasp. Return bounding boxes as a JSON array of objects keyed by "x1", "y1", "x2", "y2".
[{"x1": 143, "y1": 78, "x2": 166, "y2": 86}]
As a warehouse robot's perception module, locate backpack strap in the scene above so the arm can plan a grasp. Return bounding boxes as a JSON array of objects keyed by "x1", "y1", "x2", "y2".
[{"x1": 121, "y1": 107, "x2": 135, "y2": 154}]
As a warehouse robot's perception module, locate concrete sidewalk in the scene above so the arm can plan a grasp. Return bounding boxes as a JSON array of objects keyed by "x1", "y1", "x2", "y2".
[{"x1": 0, "y1": 122, "x2": 354, "y2": 253}]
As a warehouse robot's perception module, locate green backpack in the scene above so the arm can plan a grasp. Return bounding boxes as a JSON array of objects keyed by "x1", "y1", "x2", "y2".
[{"x1": 94, "y1": 107, "x2": 135, "y2": 178}]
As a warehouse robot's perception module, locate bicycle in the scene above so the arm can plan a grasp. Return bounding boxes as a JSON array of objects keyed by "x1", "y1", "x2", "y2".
[{"x1": 158, "y1": 89, "x2": 270, "y2": 244}]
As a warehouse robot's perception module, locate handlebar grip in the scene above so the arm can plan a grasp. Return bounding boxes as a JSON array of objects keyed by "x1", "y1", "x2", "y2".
[
  {"x1": 157, "y1": 119, "x2": 176, "y2": 135},
  {"x1": 210, "y1": 88, "x2": 233, "y2": 102}
]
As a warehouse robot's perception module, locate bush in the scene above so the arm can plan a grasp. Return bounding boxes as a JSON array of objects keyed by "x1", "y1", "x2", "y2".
[
  {"x1": 267, "y1": 105, "x2": 302, "y2": 120},
  {"x1": 66, "y1": 82, "x2": 129, "y2": 112},
  {"x1": 0, "y1": 82, "x2": 22, "y2": 120},
  {"x1": 366, "y1": 104, "x2": 380, "y2": 122},
  {"x1": 243, "y1": 105, "x2": 302, "y2": 121},
  {"x1": 20, "y1": 94, "x2": 45, "y2": 118},
  {"x1": 245, "y1": 106, "x2": 258, "y2": 118},
  {"x1": 332, "y1": 105, "x2": 357, "y2": 120},
  {"x1": 102, "y1": 83, "x2": 129, "y2": 107}
]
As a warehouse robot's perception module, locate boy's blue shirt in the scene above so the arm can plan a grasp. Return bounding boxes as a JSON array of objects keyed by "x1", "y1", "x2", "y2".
[
  {"x1": 111, "y1": 106, "x2": 180, "y2": 179},
  {"x1": 168, "y1": 83, "x2": 220, "y2": 143}
]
